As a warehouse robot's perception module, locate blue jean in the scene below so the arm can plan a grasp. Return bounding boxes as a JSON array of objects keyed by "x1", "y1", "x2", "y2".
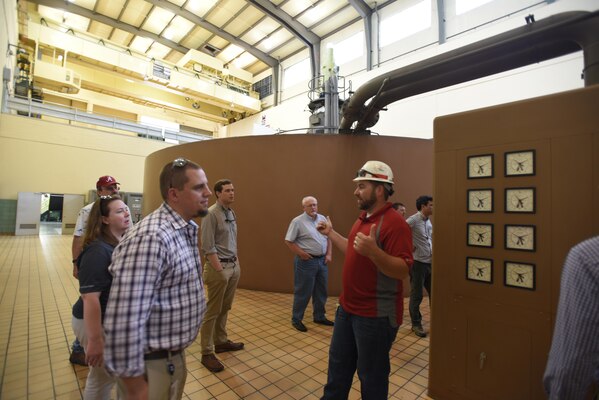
[
  {"x1": 292, "y1": 256, "x2": 328, "y2": 323},
  {"x1": 409, "y1": 260, "x2": 431, "y2": 326},
  {"x1": 321, "y1": 306, "x2": 399, "y2": 400}
]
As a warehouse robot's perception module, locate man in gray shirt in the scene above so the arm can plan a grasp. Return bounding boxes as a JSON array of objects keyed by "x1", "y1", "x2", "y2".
[
  {"x1": 200, "y1": 179, "x2": 244, "y2": 373},
  {"x1": 406, "y1": 195, "x2": 433, "y2": 338},
  {"x1": 285, "y1": 196, "x2": 333, "y2": 332}
]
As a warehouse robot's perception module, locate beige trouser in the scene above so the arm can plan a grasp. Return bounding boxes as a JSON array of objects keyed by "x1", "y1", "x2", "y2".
[
  {"x1": 200, "y1": 260, "x2": 241, "y2": 354},
  {"x1": 116, "y1": 352, "x2": 187, "y2": 400}
]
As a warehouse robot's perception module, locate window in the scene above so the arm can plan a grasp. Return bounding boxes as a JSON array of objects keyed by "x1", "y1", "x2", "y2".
[
  {"x1": 253, "y1": 75, "x2": 273, "y2": 99},
  {"x1": 380, "y1": 0, "x2": 431, "y2": 47},
  {"x1": 283, "y1": 58, "x2": 311, "y2": 89},
  {"x1": 455, "y1": 0, "x2": 493, "y2": 15},
  {"x1": 330, "y1": 32, "x2": 363, "y2": 66}
]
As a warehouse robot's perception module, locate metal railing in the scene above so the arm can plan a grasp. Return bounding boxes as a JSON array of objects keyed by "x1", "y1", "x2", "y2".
[{"x1": 4, "y1": 95, "x2": 213, "y2": 143}]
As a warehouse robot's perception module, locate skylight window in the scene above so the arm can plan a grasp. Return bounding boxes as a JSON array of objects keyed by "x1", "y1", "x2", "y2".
[
  {"x1": 456, "y1": 0, "x2": 493, "y2": 15},
  {"x1": 330, "y1": 32, "x2": 363, "y2": 66},
  {"x1": 283, "y1": 58, "x2": 311, "y2": 89},
  {"x1": 380, "y1": 0, "x2": 431, "y2": 47}
]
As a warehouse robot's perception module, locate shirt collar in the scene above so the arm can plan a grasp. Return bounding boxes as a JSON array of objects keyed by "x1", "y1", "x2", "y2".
[
  {"x1": 359, "y1": 202, "x2": 393, "y2": 222},
  {"x1": 162, "y1": 202, "x2": 198, "y2": 230}
]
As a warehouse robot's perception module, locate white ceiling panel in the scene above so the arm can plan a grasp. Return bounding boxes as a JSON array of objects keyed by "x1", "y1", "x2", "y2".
[
  {"x1": 311, "y1": 5, "x2": 357, "y2": 37},
  {"x1": 120, "y1": 0, "x2": 153, "y2": 27},
  {"x1": 142, "y1": 7, "x2": 175, "y2": 35},
  {"x1": 109, "y1": 28, "x2": 133, "y2": 45},
  {"x1": 162, "y1": 16, "x2": 194, "y2": 42},
  {"x1": 184, "y1": 0, "x2": 219, "y2": 18},
  {"x1": 129, "y1": 35, "x2": 154, "y2": 54},
  {"x1": 94, "y1": 0, "x2": 127, "y2": 19},
  {"x1": 147, "y1": 42, "x2": 172, "y2": 60},
  {"x1": 73, "y1": 0, "x2": 97, "y2": 11},
  {"x1": 88, "y1": 20, "x2": 114, "y2": 38},
  {"x1": 180, "y1": 27, "x2": 213, "y2": 50},
  {"x1": 217, "y1": 44, "x2": 243, "y2": 63}
]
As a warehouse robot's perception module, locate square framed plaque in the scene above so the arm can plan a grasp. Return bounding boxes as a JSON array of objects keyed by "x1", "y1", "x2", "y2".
[
  {"x1": 467, "y1": 154, "x2": 494, "y2": 179},
  {"x1": 467, "y1": 223, "x2": 493, "y2": 248},
  {"x1": 505, "y1": 150, "x2": 535, "y2": 177},
  {"x1": 468, "y1": 189, "x2": 494, "y2": 213},
  {"x1": 505, "y1": 224, "x2": 536, "y2": 252},
  {"x1": 466, "y1": 257, "x2": 493, "y2": 284},
  {"x1": 505, "y1": 187, "x2": 535, "y2": 213},
  {"x1": 504, "y1": 261, "x2": 536, "y2": 290}
]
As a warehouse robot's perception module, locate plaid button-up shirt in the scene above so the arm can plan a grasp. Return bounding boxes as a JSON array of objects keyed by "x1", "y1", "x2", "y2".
[{"x1": 104, "y1": 202, "x2": 206, "y2": 377}]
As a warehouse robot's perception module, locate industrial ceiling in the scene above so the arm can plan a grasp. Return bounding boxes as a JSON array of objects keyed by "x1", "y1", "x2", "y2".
[{"x1": 22, "y1": 0, "x2": 390, "y2": 77}]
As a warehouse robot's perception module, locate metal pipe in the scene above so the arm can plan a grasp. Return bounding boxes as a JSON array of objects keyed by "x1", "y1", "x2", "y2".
[{"x1": 339, "y1": 11, "x2": 599, "y2": 132}]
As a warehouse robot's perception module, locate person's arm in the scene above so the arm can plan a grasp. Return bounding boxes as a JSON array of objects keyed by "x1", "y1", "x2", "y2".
[
  {"x1": 103, "y1": 234, "x2": 161, "y2": 380},
  {"x1": 284, "y1": 241, "x2": 312, "y2": 260},
  {"x1": 354, "y1": 224, "x2": 410, "y2": 280},
  {"x1": 206, "y1": 252, "x2": 223, "y2": 271},
  {"x1": 201, "y1": 211, "x2": 223, "y2": 270},
  {"x1": 325, "y1": 238, "x2": 332, "y2": 264},
  {"x1": 543, "y1": 241, "x2": 599, "y2": 399},
  {"x1": 317, "y1": 217, "x2": 348, "y2": 254},
  {"x1": 81, "y1": 292, "x2": 104, "y2": 367},
  {"x1": 71, "y1": 236, "x2": 83, "y2": 279}
]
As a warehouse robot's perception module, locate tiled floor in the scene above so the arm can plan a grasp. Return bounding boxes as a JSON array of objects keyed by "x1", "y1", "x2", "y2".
[{"x1": 0, "y1": 235, "x2": 431, "y2": 400}]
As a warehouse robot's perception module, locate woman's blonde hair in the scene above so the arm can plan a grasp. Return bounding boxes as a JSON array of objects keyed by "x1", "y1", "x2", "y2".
[{"x1": 83, "y1": 195, "x2": 123, "y2": 248}]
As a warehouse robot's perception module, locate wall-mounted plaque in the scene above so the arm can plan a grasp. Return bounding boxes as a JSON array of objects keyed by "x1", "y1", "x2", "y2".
[
  {"x1": 505, "y1": 150, "x2": 535, "y2": 177},
  {"x1": 468, "y1": 154, "x2": 494, "y2": 179},
  {"x1": 466, "y1": 257, "x2": 493, "y2": 283},
  {"x1": 468, "y1": 189, "x2": 494, "y2": 212},
  {"x1": 467, "y1": 223, "x2": 493, "y2": 248},
  {"x1": 504, "y1": 261, "x2": 535, "y2": 290},
  {"x1": 505, "y1": 225, "x2": 536, "y2": 252},
  {"x1": 505, "y1": 188, "x2": 535, "y2": 213}
]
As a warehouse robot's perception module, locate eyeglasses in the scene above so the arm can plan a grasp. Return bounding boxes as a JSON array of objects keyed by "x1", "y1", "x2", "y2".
[
  {"x1": 173, "y1": 158, "x2": 189, "y2": 167},
  {"x1": 356, "y1": 169, "x2": 389, "y2": 180}
]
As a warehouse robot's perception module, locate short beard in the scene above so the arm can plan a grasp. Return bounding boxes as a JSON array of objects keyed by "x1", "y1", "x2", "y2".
[
  {"x1": 196, "y1": 209, "x2": 209, "y2": 218},
  {"x1": 359, "y1": 191, "x2": 377, "y2": 211}
]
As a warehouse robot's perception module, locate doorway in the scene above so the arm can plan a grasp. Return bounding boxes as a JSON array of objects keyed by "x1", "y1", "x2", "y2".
[
  {"x1": 40, "y1": 193, "x2": 63, "y2": 235},
  {"x1": 15, "y1": 192, "x2": 84, "y2": 236}
]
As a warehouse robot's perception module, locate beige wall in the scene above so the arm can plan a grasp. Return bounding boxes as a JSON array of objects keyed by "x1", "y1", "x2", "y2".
[{"x1": 0, "y1": 114, "x2": 171, "y2": 200}]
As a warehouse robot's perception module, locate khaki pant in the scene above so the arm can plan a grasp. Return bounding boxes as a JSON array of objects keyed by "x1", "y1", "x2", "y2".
[
  {"x1": 200, "y1": 260, "x2": 241, "y2": 354},
  {"x1": 116, "y1": 352, "x2": 187, "y2": 400}
]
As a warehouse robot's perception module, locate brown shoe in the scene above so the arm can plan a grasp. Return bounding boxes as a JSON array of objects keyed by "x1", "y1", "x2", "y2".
[
  {"x1": 214, "y1": 340, "x2": 244, "y2": 353},
  {"x1": 201, "y1": 354, "x2": 224, "y2": 372}
]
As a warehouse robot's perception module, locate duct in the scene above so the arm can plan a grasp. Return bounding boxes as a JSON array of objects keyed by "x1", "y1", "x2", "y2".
[{"x1": 339, "y1": 11, "x2": 599, "y2": 133}]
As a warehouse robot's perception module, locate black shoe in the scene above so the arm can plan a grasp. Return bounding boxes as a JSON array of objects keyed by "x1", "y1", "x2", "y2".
[
  {"x1": 314, "y1": 318, "x2": 334, "y2": 326},
  {"x1": 292, "y1": 320, "x2": 308, "y2": 332},
  {"x1": 412, "y1": 325, "x2": 427, "y2": 338},
  {"x1": 69, "y1": 351, "x2": 87, "y2": 366}
]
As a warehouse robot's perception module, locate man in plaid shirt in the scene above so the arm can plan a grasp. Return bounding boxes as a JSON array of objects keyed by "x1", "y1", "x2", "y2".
[{"x1": 104, "y1": 158, "x2": 212, "y2": 399}]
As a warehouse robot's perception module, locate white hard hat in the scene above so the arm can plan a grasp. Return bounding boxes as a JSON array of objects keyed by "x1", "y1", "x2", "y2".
[{"x1": 353, "y1": 160, "x2": 394, "y2": 185}]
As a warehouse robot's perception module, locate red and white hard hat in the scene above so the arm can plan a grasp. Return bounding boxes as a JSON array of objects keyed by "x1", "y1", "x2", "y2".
[{"x1": 353, "y1": 160, "x2": 394, "y2": 185}]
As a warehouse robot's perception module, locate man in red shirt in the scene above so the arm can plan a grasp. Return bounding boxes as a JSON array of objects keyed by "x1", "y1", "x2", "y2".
[{"x1": 317, "y1": 160, "x2": 413, "y2": 400}]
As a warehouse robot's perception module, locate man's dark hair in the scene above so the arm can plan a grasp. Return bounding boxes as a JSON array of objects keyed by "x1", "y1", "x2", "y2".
[
  {"x1": 159, "y1": 158, "x2": 201, "y2": 201},
  {"x1": 416, "y1": 195, "x2": 433, "y2": 211},
  {"x1": 214, "y1": 179, "x2": 232, "y2": 194},
  {"x1": 392, "y1": 202, "x2": 405, "y2": 210}
]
